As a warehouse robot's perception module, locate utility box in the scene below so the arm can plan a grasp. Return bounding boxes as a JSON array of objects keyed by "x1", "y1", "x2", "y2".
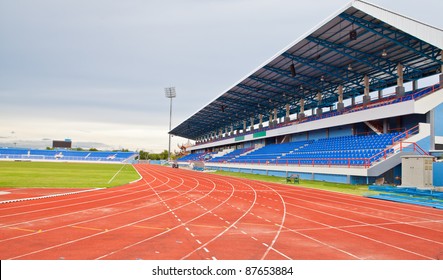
[{"x1": 401, "y1": 155, "x2": 434, "y2": 189}]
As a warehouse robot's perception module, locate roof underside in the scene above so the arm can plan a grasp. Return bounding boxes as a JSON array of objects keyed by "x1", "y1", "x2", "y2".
[{"x1": 170, "y1": 0, "x2": 443, "y2": 140}]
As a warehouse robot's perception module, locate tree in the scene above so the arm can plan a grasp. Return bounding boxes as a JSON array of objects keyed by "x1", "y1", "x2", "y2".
[
  {"x1": 148, "y1": 153, "x2": 160, "y2": 160},
  {"x1": 159, "y1": 150, "x2": 169, "y2": 160},
  {"x1": 138, "y1": 150, "x2": 149, "y2": 160}
]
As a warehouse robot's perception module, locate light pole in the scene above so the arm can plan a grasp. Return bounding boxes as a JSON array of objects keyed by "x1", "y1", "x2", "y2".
[{"x1": 165, "y1": 87, "x2": 176, "y2": 162}]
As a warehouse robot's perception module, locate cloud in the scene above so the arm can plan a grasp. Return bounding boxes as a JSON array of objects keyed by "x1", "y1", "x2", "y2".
[{"x1": 1, "y1": 0, "x2": 441, "y2": 152}]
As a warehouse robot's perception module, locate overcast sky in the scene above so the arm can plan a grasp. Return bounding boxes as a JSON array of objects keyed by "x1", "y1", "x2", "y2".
[{"x1": 0, "y1": 0, "x2": 441, "y2": 152}]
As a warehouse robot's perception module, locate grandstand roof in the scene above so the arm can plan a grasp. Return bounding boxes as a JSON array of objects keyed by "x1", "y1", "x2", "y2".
[{"x1": 170, "y1": 0, "x2": 443, "y2": 140}]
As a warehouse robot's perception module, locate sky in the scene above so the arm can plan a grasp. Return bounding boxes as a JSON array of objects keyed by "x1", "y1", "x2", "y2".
[{"x1": 1, "y1": 0, "x2": 442, "y2": 153}]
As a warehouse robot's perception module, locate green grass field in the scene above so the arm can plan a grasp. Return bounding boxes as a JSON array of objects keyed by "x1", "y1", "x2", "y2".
[
  {"x1": 214, "y1": 170, "x2": 378, "y2": 196},
  {"x1": 0, "y1": 161, "x2": 140, "y2": 189}
]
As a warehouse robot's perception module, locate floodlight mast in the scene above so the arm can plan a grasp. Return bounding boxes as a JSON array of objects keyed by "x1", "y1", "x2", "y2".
[{"x1": 165, "y1": 87, "x2": 176, "y2": 162}]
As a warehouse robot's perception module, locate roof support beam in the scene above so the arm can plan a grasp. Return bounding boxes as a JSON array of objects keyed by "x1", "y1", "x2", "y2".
[
  {"x1": 340, "y1": 13, "x2": 443, "y2": 66},
  {"x1": 307, "y1": 35, "x2": 401, "y2": 78},
  {"x1": 281, "y1": 52, "x2": 365, "y2": 90}
]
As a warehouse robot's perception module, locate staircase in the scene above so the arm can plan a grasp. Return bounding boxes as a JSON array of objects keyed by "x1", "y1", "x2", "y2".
[
  {"x1": 364, "y1": 121, "x2": 383, "y2": 135},
  {"x1": 367, "y1": 123, "x2": 430, "y2": 177}
]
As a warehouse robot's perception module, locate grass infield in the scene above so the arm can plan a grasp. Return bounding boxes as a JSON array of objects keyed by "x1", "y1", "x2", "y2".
[
  {"x1": 0, "y1": 161, "x2": 140, "y2": 189},
  {"x1": 213, "y1": 170, "x2": 377, "y2": 196}
]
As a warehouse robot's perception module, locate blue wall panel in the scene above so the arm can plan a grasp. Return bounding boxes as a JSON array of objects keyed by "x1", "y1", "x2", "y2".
[
  {"x1": 268, "y1": 170, "x2": 286, "y2": 177},
  {"x1": 435, "y1": 103, "x2": 443, "y2": 136},
  {"x1": 313, "y1": 173, "x2": 348, "y2": 184},
  {"x1": 252, "y1": 169, "x2": 267, "y2": 175},
  {"x1": 416, "y1": 136, "x2": 431, "y2": 153},
  {"x1": 433, "y1": 162, "x2": 443, "y2": 186}
]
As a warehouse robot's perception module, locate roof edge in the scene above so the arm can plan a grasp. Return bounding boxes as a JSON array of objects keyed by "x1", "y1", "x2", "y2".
[{"x1": 353, "y1": 0, "x2": 443, "y2": 48}]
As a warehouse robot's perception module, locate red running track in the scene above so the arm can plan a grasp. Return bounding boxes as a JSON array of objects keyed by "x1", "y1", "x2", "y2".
[{"x1": 1, "y1": 164, "x2": 443, "y2": 260}]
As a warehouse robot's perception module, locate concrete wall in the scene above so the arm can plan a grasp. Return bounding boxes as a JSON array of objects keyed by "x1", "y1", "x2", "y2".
[
  {"x1": 329, "y1": 125, "x2": 353, "y2": 138},
  {"x1": 308, "y1": 129, "x2": 327, "y2": 140}
]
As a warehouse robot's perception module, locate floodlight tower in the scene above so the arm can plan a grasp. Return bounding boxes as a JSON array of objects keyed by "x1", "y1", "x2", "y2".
[{"x1": 165, "y1": 87, "x2": 176, "y2": 162}]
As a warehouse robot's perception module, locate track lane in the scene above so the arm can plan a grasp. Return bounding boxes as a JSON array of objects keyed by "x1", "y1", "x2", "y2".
[{"x1": 1, "y1": 164, "x2": 442, "y2": 260}]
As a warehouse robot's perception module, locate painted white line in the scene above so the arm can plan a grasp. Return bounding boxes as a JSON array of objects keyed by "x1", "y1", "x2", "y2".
[
  {"x1": 0, "y1": 188, "x2": 102, "y2": 205},
  {"x1": 203, "y1": 247, "x2": 209, "y2": 253},
  {"x1": 196, "y1": 240, "x2": 202, "y2": 245}
]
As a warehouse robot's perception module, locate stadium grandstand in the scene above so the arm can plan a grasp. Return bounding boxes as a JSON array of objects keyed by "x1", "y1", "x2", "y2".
[
  {"x1": 0, "y1": 148, "x2": 138, "y2": 163},
  {"x1": 172, "y1": 0, "x2": 443, "y2": 186}
]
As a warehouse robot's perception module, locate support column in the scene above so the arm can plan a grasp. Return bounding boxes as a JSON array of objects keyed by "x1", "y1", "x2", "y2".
[
  {"x1": 378, "y1": 89, "x2": 383, "y2": 99},
  {"x1": 440, "y1": 50, "x2": 443, "y2": 87},
  {"x1": 298, "y1": 98, "x2": 305, "y2": 119},
  {"x1": 285, "y1": 104, "x2": 290, "y2": 123},
  {"x1": 383, "y1": 119, "x2": 388, "y2": 134},
  {"x1": 269, "y1": 112, "x2": 274, "y2": 128},
  {"x1": 273, "y1": 108, "x2": 278, "y2": 126},
  {"x1": 412, "y1": 80, "x2": 418, "y2": 91},
  {"x1": 316, "y1": 92, "x2": 323, "y2": 116},
  {"x1": 363, "y1": 75, "x2": 371, "y2": 104},
  {"x1": 230, "y1": 125, "x2": 234, "y2": 136},
  {"x1": 250, "y1": 116, "x2": 254, "y2": 132},
  {"x1": 429, "y1": 109, "x2": 436, "y2": 151},
  {"x1": 259, "y1": 114, "x2": 263, "y2": 129},
  {"x1": 396, "y1": 63, "x2": 405, "y2": 96},
  {"x1": 337, "y1": 85, "x2": 344, "y2": 111},
  {"x1": 243, "y1": 120, "x2": 247, "y2": 134}
]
